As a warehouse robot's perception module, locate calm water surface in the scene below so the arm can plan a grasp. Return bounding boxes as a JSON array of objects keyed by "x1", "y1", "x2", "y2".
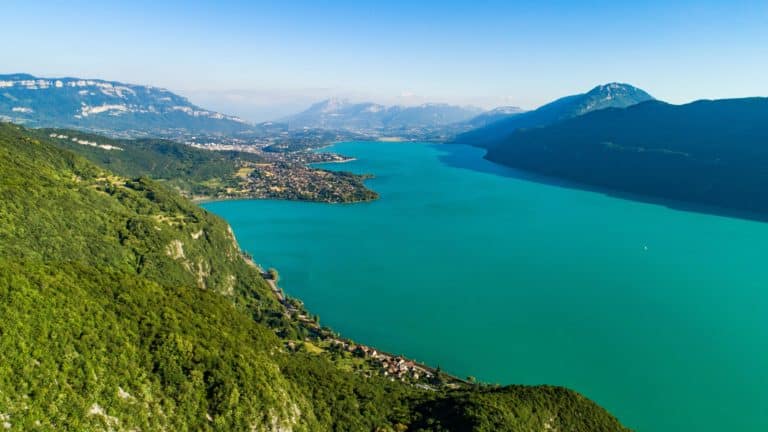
[{"x1": 203, "y1": 141, "x2": 768, "y2": 432}]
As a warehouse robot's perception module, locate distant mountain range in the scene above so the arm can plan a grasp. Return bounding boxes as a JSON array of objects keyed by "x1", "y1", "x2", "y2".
[
  {"x1": 454, "y1": 83, "x2": 654, "y2": 147},
  {"x1": 0, "y1": 73, "x2": 537, "y2": 138},
  {"x1": 461, "y1": 106, "x2": 526, "y2": 129},
  {"x1": 281, "y1": 98, "x2": 484, "y2": 131},
  {"x1": 484, "y1": 97, "x2": 768, "y2": 219},
  {"x1": 0, "y1": 73, "x2": 255, "y2": 137}
]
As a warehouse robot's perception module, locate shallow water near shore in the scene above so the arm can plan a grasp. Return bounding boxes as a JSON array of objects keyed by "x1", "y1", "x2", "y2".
[{"x1": 203, "y1": 141, "x2": 768, "y2": 432}]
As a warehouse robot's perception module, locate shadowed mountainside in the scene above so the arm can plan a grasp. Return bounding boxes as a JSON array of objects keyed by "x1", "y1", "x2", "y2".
[{"x1": 484, "y1": 97, "x2": 768, "y2": 220}]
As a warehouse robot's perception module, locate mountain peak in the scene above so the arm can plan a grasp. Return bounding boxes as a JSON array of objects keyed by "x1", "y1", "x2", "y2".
[
  {"x1": 454, "y1": 83, "x2": 655, "y2": 147},
  {"x1": 586, "y1": 82, "x2": 653, "y2": 100},
  {"x1": 590, "y1": 82, "x2": 635, "y2": 91},
  {"x1": 577, "y1": 83, "x2": 654, "y2": 114}
]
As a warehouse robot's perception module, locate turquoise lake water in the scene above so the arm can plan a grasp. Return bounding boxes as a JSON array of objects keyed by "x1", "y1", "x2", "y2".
[{"x1": 203, "y1": 141, "x2": 768, "y2": 432}]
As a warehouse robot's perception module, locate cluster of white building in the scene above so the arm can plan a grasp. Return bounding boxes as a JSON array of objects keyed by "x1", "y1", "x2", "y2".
[{"x1": 48, "y1": 133, "x2": 123, "y2": 151}]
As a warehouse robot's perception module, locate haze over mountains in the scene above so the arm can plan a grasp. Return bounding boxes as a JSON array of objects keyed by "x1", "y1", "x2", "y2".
[
  {"x1": 4, "y1": 67, "x2": 768, "y2": 430},
  {"x1": 0, "y1": 73, "x2": 510, "y2": 138},
  {"x1": 461, "y1": 106, "x2": 526, "y2": 129},
  {"x1": 0, "y1": 73, "x2": 659, "y2": 146},
  {"x1": 5, "y1": 71, "x2": 766, "y2": 220},
  {"x1": 280, "y1": 98, "x2": 485, "y2": 131}
]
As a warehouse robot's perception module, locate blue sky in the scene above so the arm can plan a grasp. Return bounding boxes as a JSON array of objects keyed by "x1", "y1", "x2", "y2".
[{"x1": 4, "y1": 0, "x2": 767, "y2": 120}]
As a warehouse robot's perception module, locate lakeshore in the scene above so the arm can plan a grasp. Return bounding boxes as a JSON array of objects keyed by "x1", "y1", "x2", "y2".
[
  {"x1": 251, "y1": 258, "x2": 468, "y2": 387},
  {"x1": 203, "y1": 140, "x2": 768, "y2": 432}
]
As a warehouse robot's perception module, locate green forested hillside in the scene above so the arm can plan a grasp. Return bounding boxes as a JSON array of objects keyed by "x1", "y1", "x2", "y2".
[
  {"x1": 0, "y1": 122, "x2": 629, "y2": 431},
  {"x1": 34, "y1": 128, "x2": 265, "y2": 197}
]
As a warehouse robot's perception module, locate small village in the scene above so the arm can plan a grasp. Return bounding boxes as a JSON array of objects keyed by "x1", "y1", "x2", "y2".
[
  {"x1": 240, "y1": 160, "x2": 377, "y2": 203},
  {"x1": 326, "y1": 340, "x2": 435, "y2": 383},
  {"x1": 184, "y1": 137, "x2": 379, "y2": 203}
]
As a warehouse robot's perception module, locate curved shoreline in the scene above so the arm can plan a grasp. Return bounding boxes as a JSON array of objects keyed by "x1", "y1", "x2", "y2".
[
  {"x1": 240, "y1": 251, "x2": 470, "y2": 387},
  {"x1": 446, "y1": 142, "x2": 768, "y2": 224}
]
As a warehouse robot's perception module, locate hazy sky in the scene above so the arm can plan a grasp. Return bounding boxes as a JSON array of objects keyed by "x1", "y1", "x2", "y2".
[{"x1": 4, "y1": 0, "x2": 767, "y2": 121}]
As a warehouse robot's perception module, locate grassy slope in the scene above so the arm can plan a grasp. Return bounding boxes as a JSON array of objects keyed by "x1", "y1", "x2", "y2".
[
  {"x1": 34, "y1": 128, "x2": 263, "y2": 197},
  {"x1": 35, "y1": 128, "x2": 379, "y2": 204},
  {"x1": 0, "y1": 122, "x2": 629, "y2": 431}
]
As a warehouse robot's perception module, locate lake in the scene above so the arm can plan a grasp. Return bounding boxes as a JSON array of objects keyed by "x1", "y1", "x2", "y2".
[{"x1": 203, "y1": 141, "x2": 768, "y2": 432}]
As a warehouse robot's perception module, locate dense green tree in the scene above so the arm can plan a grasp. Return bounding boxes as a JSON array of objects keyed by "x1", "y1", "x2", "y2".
[{"x1": 0, "y1": 123, "x2": 629, "y2": 431}]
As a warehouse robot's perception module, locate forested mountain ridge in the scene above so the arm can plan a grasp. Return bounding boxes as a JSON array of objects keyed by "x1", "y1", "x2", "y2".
[
  {"x1": 0, "y1": 122, "x2": 629, "y2": 431},
  {"x1": 454, "y1": 83, "x2": 654, "y2": 147},
  {"x1": 483, "y1": 97, "x2": 768, "y2": 219}
]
